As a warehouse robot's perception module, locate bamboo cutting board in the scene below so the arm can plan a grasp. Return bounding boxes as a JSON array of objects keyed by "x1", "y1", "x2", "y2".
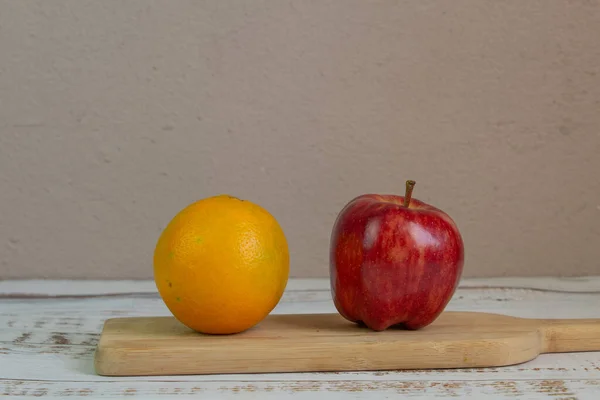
[{"x1": 94, "y1": 311, "x2": 600, "y2": 376}]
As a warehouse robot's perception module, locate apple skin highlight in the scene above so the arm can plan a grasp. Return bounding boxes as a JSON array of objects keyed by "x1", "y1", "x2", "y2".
[{"x1": 329, "y1": 184, "x2": 464, "y2": 331}]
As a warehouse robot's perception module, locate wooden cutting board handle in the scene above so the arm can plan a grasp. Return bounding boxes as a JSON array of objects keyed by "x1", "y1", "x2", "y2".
[{"x1": 539, "y1": 318, "x2": 600, "y2": 353}]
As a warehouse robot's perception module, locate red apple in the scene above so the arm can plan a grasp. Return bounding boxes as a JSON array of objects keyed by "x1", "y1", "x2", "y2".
[{"x1": 329, "y1": 180, "x2": 464, "y2": 331}]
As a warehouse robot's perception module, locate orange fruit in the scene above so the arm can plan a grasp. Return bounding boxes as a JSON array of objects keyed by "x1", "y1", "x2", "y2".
[{"x1": 153, "y1": 195, "x2": 289, "y2": 334}]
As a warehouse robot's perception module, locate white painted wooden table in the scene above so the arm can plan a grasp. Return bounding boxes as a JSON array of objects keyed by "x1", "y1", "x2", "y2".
[{"x1": 2, "y1": 277, "x2": 600, "y2": 399}]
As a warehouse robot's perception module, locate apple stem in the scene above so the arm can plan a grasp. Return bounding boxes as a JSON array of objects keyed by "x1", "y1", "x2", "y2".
[{"x1": 403, "y1": 180, "x2": 416, "y2": 207}]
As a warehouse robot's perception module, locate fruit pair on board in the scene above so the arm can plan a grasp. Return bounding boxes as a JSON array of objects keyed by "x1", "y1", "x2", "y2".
[{"x1": 153, "y1": 181, "x2": 464, "y2": 334}]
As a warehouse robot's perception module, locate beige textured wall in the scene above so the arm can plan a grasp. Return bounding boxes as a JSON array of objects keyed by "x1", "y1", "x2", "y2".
[{"x1": 1, "y1": 1, "x2": 599, "y2": 279}]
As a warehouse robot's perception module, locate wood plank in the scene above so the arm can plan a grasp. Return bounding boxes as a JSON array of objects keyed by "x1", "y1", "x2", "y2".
[
  {"x1": 1, "y1": 340, "x2": 600, "y2": 381},
  {"x1": 2, "y1": 278, "x2": 600, "y2": 398},
  {"x1": 1, "y1": 287, "x2": 599, "y2": 355},
  {"x1": 3, "y1": 287, "x2": 600, "y2": 331},
  {"x1": 2, "y1": 378, "x2": 600, "y2": 399},
  {"x1": 2, "y1": 276, "x2": 600, "y2": 297},
  {"x1": 93, "y1": 312, "x2": 600, "y2": 376},
  {"x1": 459, "y1": 276, "x2": 600, "y2": 293},
  {"x1": 0, "y1": 329, "x2": 98, "y2": 347}
]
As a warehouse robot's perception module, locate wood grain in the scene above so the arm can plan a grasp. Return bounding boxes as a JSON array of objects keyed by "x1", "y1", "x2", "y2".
[
  {"x1": 3, "y1": 378, "x2": 600, "y2": 399},
  {"x1": 3, "y1": 277, "x2": 600, "y2": 398},
  {"x1": 93, "y1": 311, "x2": 600, "y2": 376}
]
